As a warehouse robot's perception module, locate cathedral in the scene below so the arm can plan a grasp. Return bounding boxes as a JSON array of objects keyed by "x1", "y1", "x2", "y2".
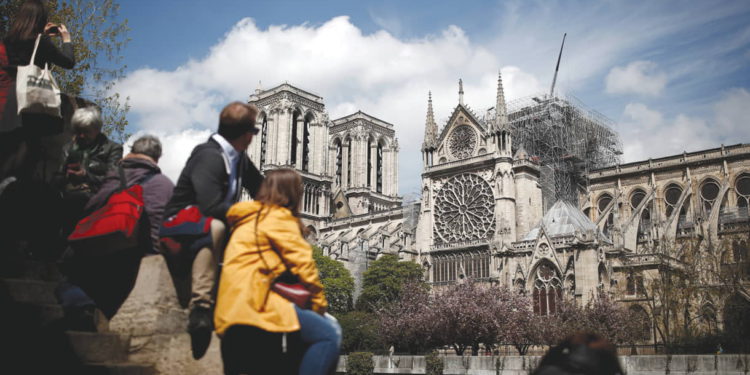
[{"x1": 246, "y1": 76, "x2": 750, "y2": 344}]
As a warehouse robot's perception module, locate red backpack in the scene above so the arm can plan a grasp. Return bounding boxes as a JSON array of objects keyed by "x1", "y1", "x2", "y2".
[{"x1": 68, "y1": 167, "x2": 154, "y2": 256}]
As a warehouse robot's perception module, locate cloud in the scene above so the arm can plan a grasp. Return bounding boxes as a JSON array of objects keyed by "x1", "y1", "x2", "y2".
[
  {"x1": 605, "y1": 61, "x2": 667, "y2": 96},
  {"x1": 619, "y1": 88, "x2": 750, "y2": 163},
  {"x1": 124, "y1": 129, "x2": 212, "y2": 183},
  {"x1": 117, "y1": 16, "x2": 543, "y2": 195}
]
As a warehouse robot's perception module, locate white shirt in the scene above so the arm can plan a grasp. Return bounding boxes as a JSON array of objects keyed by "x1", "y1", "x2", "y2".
[{"x1": 211, "y1": 133, "x2": 241, "y2": 204}]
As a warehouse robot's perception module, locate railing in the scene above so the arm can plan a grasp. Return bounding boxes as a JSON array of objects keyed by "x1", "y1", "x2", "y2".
[{"x1": 431, "y1": 240, "x2": 490, "y2": 251}]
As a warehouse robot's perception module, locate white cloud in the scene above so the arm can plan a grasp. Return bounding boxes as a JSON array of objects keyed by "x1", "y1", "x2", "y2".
[
  {"x1": 124, "y1": 129, "x2": 212, "y2": 183},
  {"x1": 117, "y1": 16, "x2": 544, "y2": 195},
  {"x1": 605, "y1": 61, "x2": 667, "y2": 96},
  {"x1": 619, "y1": 88, "x2": 750, "y2": 163}
]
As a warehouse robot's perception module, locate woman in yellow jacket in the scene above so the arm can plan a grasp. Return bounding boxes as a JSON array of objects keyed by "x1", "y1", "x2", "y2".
[{"x1": 215, "y1": 169, "x2": 340, "y2": 375}]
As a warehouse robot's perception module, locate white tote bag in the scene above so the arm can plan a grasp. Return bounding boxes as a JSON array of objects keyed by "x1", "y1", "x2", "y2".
[{"x1": 16, "y1": 34, "x2": 62, "y2": 118}]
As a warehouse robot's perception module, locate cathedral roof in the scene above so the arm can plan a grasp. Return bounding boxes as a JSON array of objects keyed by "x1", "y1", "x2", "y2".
[{"x1": 521, "y1": 200, "x2": 602, "y2": 241}]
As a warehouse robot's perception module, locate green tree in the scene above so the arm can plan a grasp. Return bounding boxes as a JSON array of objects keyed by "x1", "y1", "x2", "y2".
[
  {"x1": 1, "y1": 0, "x2": 131, "y2": 142},
  {"x1": 313, "y1": 246, "x2": 355, "y2": 314},
  {"x1": 338, "y1": 311, "x2": 383, "y2": 354},
  {"x1": 357, "y1": 254, "x2": 426, "y2": 312}
]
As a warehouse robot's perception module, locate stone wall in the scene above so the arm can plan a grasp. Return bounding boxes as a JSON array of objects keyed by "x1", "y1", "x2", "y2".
[{"x1": 335, "y1": 354, "x2": 750, "y2": 375}]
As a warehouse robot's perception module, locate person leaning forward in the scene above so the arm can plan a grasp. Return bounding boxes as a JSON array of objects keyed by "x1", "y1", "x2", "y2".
[{"x1": 161, "y1": 101, "x2": 263, "y2": 359}]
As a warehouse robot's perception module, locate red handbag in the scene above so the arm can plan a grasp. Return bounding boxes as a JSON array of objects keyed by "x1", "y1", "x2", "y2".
[{"x1": 68, "y1": 167, "x2": 153, "y2": 256}]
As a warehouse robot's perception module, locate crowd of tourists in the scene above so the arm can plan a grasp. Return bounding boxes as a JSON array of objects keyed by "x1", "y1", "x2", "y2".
[{"x1": 0, "y1": 1, "x2": 625, "y2": 375}]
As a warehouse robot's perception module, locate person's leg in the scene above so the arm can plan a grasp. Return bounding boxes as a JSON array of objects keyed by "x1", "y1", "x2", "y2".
[
  {"x1": 294, "y1": 306, "x2": 341, "y2": 375},
  {"x1": 188, "y1": 219, "x2": 226, "y2": 359},
  {"x1": 190, "y1": 219, "x2": 226, "y2": 308},
  {"x1": 221, "y1": 325, "x2": 289, "y2": 375}
]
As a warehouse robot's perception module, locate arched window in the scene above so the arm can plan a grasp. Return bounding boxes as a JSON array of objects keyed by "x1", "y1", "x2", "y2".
[
  {"x1": 631, "y1": 189, "x2": 651, "y2": 240},
  {"x1": 699, "y1": 304, "x2": 718, "y2": 334},
  {"x1": 724, "y1": 294, "x2": 750, "y2": 340},
  {"x1": 346, "y1": 137, "x2": 352, "y2": 187},
  {"x1": 736, "y1": 174, "x2": 750, "y2": 214},
  {"x1": 376, "y1": 141, "x2": 384, "y2": 193},
  {"x1": 514, "y1": 278, "x2": 526, "y2": 294},
  {"x1": 700, "y1": 179, "x2": 721, "y2": 216},
  {"x1": 334, "y1": 139, "x2": 342, "y2": 186},
  {"x1": 532, "y1": 262, "x2": 562, "y2": 316},
  {"x1": 260, "y1": 113, "x2": 268, "y2": 167},
  {"x1": 367, "y1": 137, "x2": 373, "y2": 188},
  {"x1": 664, "y1": 184, "x2": 683, "y2": 218},
  {"x1": 597, "y1": 193, "x2": 614, "y2": 235},
  {"x1": 629, "y1": 305, "x2": 651, "y2": 341},
  {"x1": 302, "y1": 113, "x2": 312, "y2": 171},
  {"x1": 597, "y1": 263, "x2": 609, "y2": 289},
  {"x1": 290, "y1": 110, "x2": 300, "y2": 165},
  {"x1": 626, "y1": 272, "x2": 644, "y2": 296}
]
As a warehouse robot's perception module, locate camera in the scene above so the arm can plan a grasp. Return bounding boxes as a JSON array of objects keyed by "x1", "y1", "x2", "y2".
[{"x1": 46, "y1": 26, "x2": 59, "y2": 35}]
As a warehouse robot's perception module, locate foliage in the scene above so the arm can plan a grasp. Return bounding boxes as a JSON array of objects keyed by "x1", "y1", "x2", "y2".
[
  {"x1": 376, "y1": 282, "x2": 437, "y2": 354},
  {"x1": 0, "y1": 0, "x2": 131, "y2": 142},
  {"x1": 357, "y1": 254, "x2": 427, "y2": 312},
  {"x1": 338, "y1": 311, "x2": 384, "y2": 354},
  {"x1": 425, "y1": 351, "x2": 443, "y2": 375},
  {"x1": 313, "y1": 246, "x2": 355, "y2": 314},
  {"x1": 346, "y1": 352, "x2": 374, "y2": 375}
]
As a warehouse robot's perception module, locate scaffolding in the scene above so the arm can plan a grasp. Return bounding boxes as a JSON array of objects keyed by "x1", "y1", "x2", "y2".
[{"x1": 500, "y1": 93, "x2": 623, "y2": 210}]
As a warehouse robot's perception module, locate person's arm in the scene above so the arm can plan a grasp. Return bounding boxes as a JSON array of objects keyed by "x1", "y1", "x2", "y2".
[
  {"x1": 241, "y1": 155, "x2": 264, "y2": 198},
  {"x1": 190, "y1": 150, "x2": 231, "y2": 221},
  {"x1": 264, "y1": 209, "x2": 328, "y2": 314},
  {"x1": 37, "y1": 35, "x2": 74, "y2": 69}
]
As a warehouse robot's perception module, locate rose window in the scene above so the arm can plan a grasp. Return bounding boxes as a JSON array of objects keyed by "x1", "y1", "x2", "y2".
[
  {"x1": 448, "y1": 125, "x2": 477, "y2": 159},
  {"x1": 434, "y1": 174, "x2": 495, "y2": 243}
]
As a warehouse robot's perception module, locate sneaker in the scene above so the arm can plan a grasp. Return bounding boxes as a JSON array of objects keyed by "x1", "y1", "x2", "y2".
[{"x1": 187, "y1": 305, "x2": 212, "y2": 359}]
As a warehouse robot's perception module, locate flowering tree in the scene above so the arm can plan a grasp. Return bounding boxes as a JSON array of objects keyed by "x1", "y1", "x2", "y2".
[{"x1": 376, "y1": 282, "x2": 438, "y2": 354}]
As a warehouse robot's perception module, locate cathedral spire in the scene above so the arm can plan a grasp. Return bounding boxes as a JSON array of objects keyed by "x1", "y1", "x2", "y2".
[
  {"x1": 458, "y1": 79, "x2": 464, "y2": 106},
  {"x1": 495, "y1": 71, "x2": 509, "y2": 131},
  {"x1": 423, "y1": 91, "x2": 438, "y2": 151}
]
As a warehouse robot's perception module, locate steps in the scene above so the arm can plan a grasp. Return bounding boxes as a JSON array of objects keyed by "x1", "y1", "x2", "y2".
[{"x1": 0, "y1": 254, "x2": 156, "y2": 374}]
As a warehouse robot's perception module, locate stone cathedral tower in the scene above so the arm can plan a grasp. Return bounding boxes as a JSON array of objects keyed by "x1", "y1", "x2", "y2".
[{"x1": 417, "y1": 73, "x2": 542, "y2": 286}]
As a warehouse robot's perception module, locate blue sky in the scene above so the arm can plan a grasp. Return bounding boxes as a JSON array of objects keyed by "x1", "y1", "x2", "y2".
[{"x1": 115, "y1": 0, "x2": 750, "y2": 195}]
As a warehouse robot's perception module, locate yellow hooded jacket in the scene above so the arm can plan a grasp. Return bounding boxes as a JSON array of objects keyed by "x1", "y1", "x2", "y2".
[{"x1": 214, "y1": 200, "x2": 327, "y2": 336}]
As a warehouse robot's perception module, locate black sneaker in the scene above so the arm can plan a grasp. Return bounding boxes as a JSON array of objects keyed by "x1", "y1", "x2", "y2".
[{"x1": 187, "y1": 305, "x2": 212, "y2": 360}]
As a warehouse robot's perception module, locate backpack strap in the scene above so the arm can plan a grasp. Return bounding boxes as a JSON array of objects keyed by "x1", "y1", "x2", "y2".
[{"x1": 117, "y1": 165, "x2": 127, "y2": 190}]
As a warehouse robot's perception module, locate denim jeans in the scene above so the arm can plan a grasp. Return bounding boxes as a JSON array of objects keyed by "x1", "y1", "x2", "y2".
[{"x1": 295, "y1": 306, "x2": 341, "y2": 375}]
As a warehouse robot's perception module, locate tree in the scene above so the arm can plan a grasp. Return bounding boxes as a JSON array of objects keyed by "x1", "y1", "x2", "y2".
[
  {"x1": 313, "y1": 246, "x2": 355, "y2": 314},
  {"x1": 1, "y1": 0, "x2": 131, "y2": 142},
  {"x1": 376, "y1": 282, "x2": 437, "y2": 354},
  {"x1": 356, "y1": 254, "x2": 427, "y2": 312},
  {"x1": 338, "y1": 311, "x2": 383, "y2": 354}
]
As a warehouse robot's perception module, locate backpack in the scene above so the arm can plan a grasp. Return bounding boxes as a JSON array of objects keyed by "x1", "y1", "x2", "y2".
[{"x1": 68, "y1": 166, "x2": 154, "y2": 256}]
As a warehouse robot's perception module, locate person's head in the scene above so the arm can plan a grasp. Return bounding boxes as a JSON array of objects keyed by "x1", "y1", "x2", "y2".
[
  {"x1": 71, "y1": 106, "x2": 103, "y2": 147},
  {"x1": 533, "y1": 333, "x2": 624, "y2": 375},
  {"x1": 6, "y1": 0, "x2": 48, "y2": 42},
  {"x1": 217, "y1": 102, "x2": 259, "y2": 150},
  {"x1": 255, "y1": 168, "x2": 303, "y2": 217},
  {"x1": 130, "y1": 135, "x2": 162, "y2": 163}
]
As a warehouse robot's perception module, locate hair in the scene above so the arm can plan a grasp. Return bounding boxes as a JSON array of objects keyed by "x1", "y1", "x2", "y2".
[
  {"x1": 131, "y1": 135, "x2": 162, "y2": 161},
  {"x1": 6, "y1": 0, "x2": 48, "y2": 42},
  {"x1": 71, "y1": 106, "x2": 103, "y2": 132},
  {"x1": 532, "y1": 332, "x2": 624, "y2": 375},
  {"x1": 217, "y1": 102, "x2": 259, "y2": 140},
  {"x1": 255, "y1": 168, "x2": 307, "y2": 235}
]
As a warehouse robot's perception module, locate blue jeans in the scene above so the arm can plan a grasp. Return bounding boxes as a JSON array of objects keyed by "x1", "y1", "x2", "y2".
[{"x1": 295, "y1": 306, "x2": 341, "y2": 375}]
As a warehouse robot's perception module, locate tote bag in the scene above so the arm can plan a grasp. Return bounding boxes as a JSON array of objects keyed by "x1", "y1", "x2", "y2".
[{"x1": 16, "y1": 34, "x2": 61, "y2": 118}]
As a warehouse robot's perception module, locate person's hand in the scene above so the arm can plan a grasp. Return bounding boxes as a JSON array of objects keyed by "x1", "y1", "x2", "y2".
[
  {"x1": 66, "y1": 166, "x2": 86, "y2": 177},
  {"x1": 58, "y1": 24, "x2": 71, "y2": 43},
  {"x1": 44, "y1": 23, "x2": 59, "y2": 36}
]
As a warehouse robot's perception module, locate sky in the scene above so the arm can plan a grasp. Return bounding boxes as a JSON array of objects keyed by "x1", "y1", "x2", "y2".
[{"x1": 114, "y1": 0, "x2": 750, "y2": 197}]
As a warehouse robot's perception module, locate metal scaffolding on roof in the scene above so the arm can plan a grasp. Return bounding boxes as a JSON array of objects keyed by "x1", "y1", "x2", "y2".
[{"x1": 502, "y1": 93, "x2": 623, "y2": 210}]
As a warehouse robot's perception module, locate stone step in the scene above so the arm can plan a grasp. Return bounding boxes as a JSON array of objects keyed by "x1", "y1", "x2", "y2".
[
  {"x1": 0, "y1": 278, "x2": 58, "y2": 305},
  {"x1": 67, "y1": 331, "x2": 130, "y2": 363},
  {"x1": 81, "y1": 363, "x2": 156, "y2": 375}
]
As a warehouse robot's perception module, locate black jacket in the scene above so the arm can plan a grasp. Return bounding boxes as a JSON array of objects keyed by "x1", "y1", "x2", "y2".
[
  {"x1": 58, "y1": 133, "x2": 123, "y2": 195},
  {"x1": 164, "y1": 137, "x2": 263, "y2": 222}
]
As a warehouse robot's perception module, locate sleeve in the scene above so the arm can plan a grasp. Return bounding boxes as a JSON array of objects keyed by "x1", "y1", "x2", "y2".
[
  {"x1": 83, "y1": 172, "x2": 120, "y2": 213},
  {"x1": 190, "y1": 150, "x2": 231, "y2": 221},
  {"x1": 38, "y1": 37, "x2": 75, "y2": 69},
  {"x1": 264, "y1": 212, "x2": 328, "y2": 314},
  {"x1": 241, "y1": 156, "x2": 264, "y2": 198},
  {"x1": 143, "y1": 175, "x2": 174, "y2": 251},
  {"x1": 86, "y1": 142, "x2": 123, "y2": 188}
]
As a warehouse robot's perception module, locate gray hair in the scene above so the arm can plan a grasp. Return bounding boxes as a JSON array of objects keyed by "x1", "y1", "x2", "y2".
[
  {"x1": 71, "y1": 106, "x2": 103, "y2": 131},
  {"x1": 131, "y1": 135, "x2": 162, "y2": 161}
]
